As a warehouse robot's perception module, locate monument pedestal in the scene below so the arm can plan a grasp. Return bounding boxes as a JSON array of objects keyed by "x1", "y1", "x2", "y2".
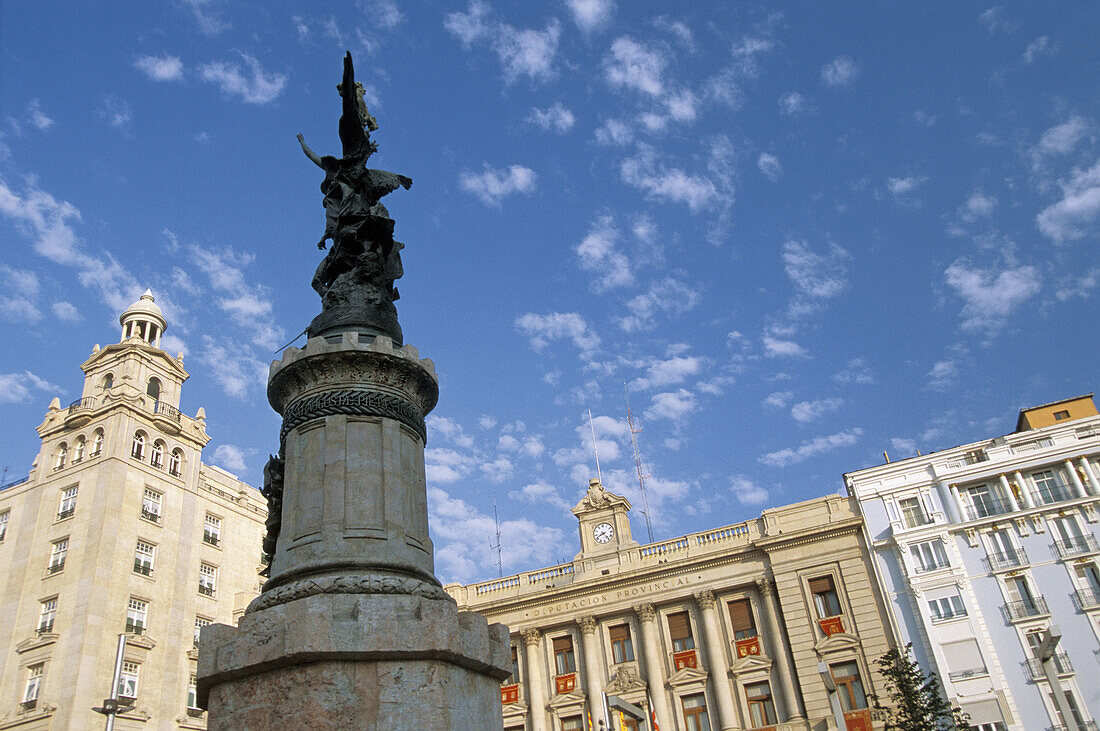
[{"x1": 197, "y1": 333, "x2": 510, "y2": 729}]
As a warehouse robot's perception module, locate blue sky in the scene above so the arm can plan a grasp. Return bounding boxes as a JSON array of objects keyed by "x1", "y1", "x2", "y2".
[{"x1": 1, "y1": 1, "x2": 1097, "y2": 583}]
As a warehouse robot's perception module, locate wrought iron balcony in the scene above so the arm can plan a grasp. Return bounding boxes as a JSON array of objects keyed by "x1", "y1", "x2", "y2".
[
  {"x1": 198, "y1": 584, "x2": 215, "y2": 597},
  {"x1": 153, "y1": 400, "x2": 181, "y2": 422},
  {"x1": 964, "y1": 496, "x2": 1015, "y2": 521},
  {"x1": 19, "y1": 699, "x2": 37, "y2": 712},
  {"x1": 983, "y1": 547, "x2": 1029, "y2": 572},
  {"x1": 203, "y1": 532, "x2": 220, "y2": 547},
  {"x1": 47, "y1": 562, "x2": 65, "y2": 575},
  {"x1": 56, "y1": 508, "x2": 75, "y2": 521},
  {"x1": 186, "y1": 707, "x2": 205, "y2": 718},
  {"x1": 947, "y1": 666, "x2": 987, "y2": 681},
  {"x1": 1003, "y1": 597, "x2": 1049, "y2": 622},
  {"x1": 67, "y1": 397, "x2": 96, "y2": 414},
  {"x1": 36, "y1": 624, "x2": 54, "y2": 636},
  {"x1": 133, "y1": 562, "x2": 153, "y2": 576},
  {"x1": 140, "y1": 507, "x2": 161, "y2": 523},
  {"x1": 125, "y1": 622, "x2": 145, "y2": 635},
  {"x1": 913, "y1": 558, "x2": 951, "y2": 574},
  {"x1": 1053, "y1": 534, "x2": 1100, "y2": 559},
  {"x1": 1072, "y1": 588, "x2": 1100, "y2": 611},
  {"x1": 1034, "y1": 486, "x2": 1076, "y2": 506},
  {"x1": 1025, "y1": 653, "x2": 1073, "y2": 681},
  {"x1": 1049, "y1": 722, "x2": 1099, "y2": 731}
]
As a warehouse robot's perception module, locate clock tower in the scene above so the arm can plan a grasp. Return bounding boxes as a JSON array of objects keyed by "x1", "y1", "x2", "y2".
[{"x1": 572, "y1": 478, "x2": 639, "y2": 566}]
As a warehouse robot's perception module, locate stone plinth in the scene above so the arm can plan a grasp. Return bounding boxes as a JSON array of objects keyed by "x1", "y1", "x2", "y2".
[{"x1": 197, "y1": 333, "x2": 510, "y2": 729}]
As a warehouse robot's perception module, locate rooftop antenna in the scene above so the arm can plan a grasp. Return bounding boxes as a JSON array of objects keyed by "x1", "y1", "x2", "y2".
[
  {"x1": 588, "y1": 409, "x2": 603, "y2": 485},
  {"x1": 488, "y1": 492, "x2": 503, "y2": 578},
  {"x1": 625, "y1": 388, "x2": 655, "y2": 543}
]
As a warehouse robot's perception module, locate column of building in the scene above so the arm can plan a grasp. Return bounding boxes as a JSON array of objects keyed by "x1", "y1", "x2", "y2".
[
  {"x1": 694, "y1": 590, "x2": 741, "y2": 730},
  {"x1": 1079, "y1": 457, "x2": 1100, "y2": 495},
  {"x1": 635, "y1": 603, "x2": 673, "y2": 729},
  {"x1": 578, "y1": 615, "x2": 605, "y2": 724},
  {"x1": 1013, "y1": 470, "x2": 1036, "y2": 508},
  {"x1": 522, "y1": 627, "x2": 550, "y2": 731},
  {"x1": 997, "y1": 475, "x2": 1021, "y2": 511},
  {"x1": 1064, "y1": 459, "x2": 1088, "y2": 497},
  {"x1": 757, "y1": 579, "x2": 805, "y2": 721}
]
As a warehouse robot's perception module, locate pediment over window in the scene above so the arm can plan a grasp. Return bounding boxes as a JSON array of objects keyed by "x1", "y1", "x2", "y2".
[
  {"x1": 667, "y1": 665, "x2": 708, "y2": 689},
  {"x1": 548, "y1": 690, "x2": 586, "y2": 713},
  {"x1": 814, "y1": 632, "x2": 861, "y2": 655},
  {"x1": 730, "y1": 654, "x2": 773, "y2": 676},
  {"x1": 16, "y1": 633, "x2": 57, "y2": 654}
]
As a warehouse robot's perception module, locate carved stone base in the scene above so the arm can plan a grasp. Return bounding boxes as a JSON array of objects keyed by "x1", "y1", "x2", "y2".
[{"x1": 197, "y1": 593, "x2": 510, "y2": 731}]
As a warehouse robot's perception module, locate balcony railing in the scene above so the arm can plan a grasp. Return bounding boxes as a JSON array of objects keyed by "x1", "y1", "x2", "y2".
[
  {"x1": 1049, "y1": 723, "x2": 1099, "y2": 731},
  {"x1": 56, "y1": 508, "x2": 75, "y2": 521},
  {"x1": 186, "y1": 707, "x2": 205, "y2": 718},
  {"x1": 67, "y1": 397, "x2": 96, "y2": 414},
  {"x1": 1003, "y1": 597, "x2": 1049, "y2": 622},
  {"x1": 141, "y1": 507, "x2": 161, "y2": 523},
  {"x1": 153, "y1": 401, "x2": 181, "y2": 422},
  {"x1": 1072, "y1": 588, "x2": 1100, "y2": 611},
  {"x1": 19, "y1": 700, "x2": 37, "y2": 712},
  {"x1": 203, "y1": 532, "x2": 220, "y2": 547},
  {"x1": 947, "y1": 666, "x2": 987, "y2": 681},
  {"x1": 913, "y1": 558, "x2": 951, "y2": 574},
  {"x1": 983, "y1": 548, "x2": 1029, "y2": 572},
  {"x1": 1025, "y1": 653, "x2": 1073, "y2": 681},
  {"x1": 36, "y1": 624, "x2": 54, "y2": 636},
  {"x1": 47, "y1": 562, "x2": 65, "y2": 575},
  {"x1": 125, "y1": 622, "x2": 145, "y2": 635},
  {"x1": 133, "y1": 562, "x2": 153, "y2": 576},
  {"x1": 198, "y1": 584, "x2": 215, "y2": 597},
  {"x1": 1053, "y1": 535, "x2": 1100, "y2": 559},
  {"x1": 1034, "y1": 485, "x2": 1076, "y2": 506},
  {"x1": 964, "y1": 496, "x2": 1015, "y2": 521}
]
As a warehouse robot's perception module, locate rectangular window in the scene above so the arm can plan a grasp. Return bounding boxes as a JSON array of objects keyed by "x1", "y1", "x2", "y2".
[
  {"x1": 667, "y1": 611, "x2": 695, "y2": 652},
  {"x1": 134, "y1": 540, "x2": 155, "y2": 576},
  {"x1": 1054, "y1": 410, "x2": 1070, "y2": 421},
  {"x1": 552, "y1": 636, "x2": 576, "y2": 675},
  {"x1": 929, "y1": 594, "x2": 967, "y2": 622},
  {"x1": 911, "y1": 540, "x2": 950, "y2": 572},
  {"x1": 1049, "y1": 690, "x2": 1086, "y2": 729},
  {"x1": 22, "y1": 664, "x2": 43, "y2": 706},
  {"x1": 126, "y1": 598, "x2": 148, "y2": 634},
  {"x1": 187, "y1": 674, "x2": 199, "y2": 711},
  {"x1": 728, "y1": 599, "x2": 757, "y2": 640},
  {"x1": 1005, "y1": 576, "x2": 1037, "y2": 608},
  {"x1": 118, "y1": 661, "x2": 140, "y2": 700},
  {"x1": 899, "y1": 497, "x2": 929, "y2": 528},
  {"x1": 942, "y1": 639, "x2": 986, "y2": 678},
  {"x1": 681, "y1": 693, "x2": 711, "y2": 731},
  {"x1": 203, "y1": 514, "x2": 221, "y2": 546},
  {"x1": 198, "y1": 563, "x2": 217, "y2": 597},
  {"x1": 809, "y1": 575, "x2": 843, "y2": 618},
  {"x1": 503, "y1": 645, "x2": 520, "y2": 684},
  {"x1": 1032, "y1": 469, "x2": 1071, "y2": 504},
  {"x1": 745, "y1": 681, "x2": 777, "y2": 727},
  {"x1": 141, "y1": 488, "x2": 162, "y2": 522},
  {"x1": 830, "y1": 661, "x2": 868, "y2": 712},
  {"x1": 48, "y1": 538, "x2": 68, "y2": 573},
  {"x1": 57, "y1": 487, "x2": 78, "y2": 520},
  {"x1": 609, "y1": 623, "x2": 635, "y2": 663},
  {"x1": 194, "y1": 616, "x2": 212, "y2": 647},
  {"x1": 967, "y1": 484, "x2": 1006, "y2": 518},
  {"x1": 561, "y1": 717, "x2": 584, "y2": 731},
  {"x1": 37, "y1": 598, "x2": 57, "y2": 634},
  {"x1": 0, "y1": 510, "x2": 8, "y2": 541}
]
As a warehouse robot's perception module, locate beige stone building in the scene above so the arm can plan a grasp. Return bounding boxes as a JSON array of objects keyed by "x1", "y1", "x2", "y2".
[
  {"x1": 0, "y1": 292, "x2": 267, "y2": 730},
  {"x1": 446, "y1": 479, "x2": 896, "y2": 731}
]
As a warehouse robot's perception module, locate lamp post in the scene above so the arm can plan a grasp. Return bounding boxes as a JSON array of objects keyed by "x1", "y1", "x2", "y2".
[
  {"x1": 92, "y1": 634, "x2": 134, "y2": 731},
  {"x1": 1037, "y1": 626, "x2": 1080, "y2": 731},
  {"x1": 818, "y1": 661, "x2": 848, "y2": 731}
]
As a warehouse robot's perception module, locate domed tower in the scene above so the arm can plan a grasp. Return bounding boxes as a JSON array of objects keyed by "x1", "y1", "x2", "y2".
[{"x1": 119, "y1": 289, "x2": 167, "y2": 348}]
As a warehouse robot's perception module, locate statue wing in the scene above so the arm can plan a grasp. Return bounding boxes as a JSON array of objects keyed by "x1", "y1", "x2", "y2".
[{"x1": 364, "y1": 169, "x2": 413, "y2": 198}]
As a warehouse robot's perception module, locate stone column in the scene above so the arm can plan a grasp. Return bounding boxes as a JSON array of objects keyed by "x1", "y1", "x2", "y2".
[
  {"x1": 523, "y1": 627, "x2": 550, "y2": 731},
  {"x1": 1079, "y1": 457, "x2": 1100, "y2": 495},
  {"x1": 1065, "y1": 460, "x2": 1088, "y2": 497},
  {"x1": 694, "y1": 590, "x2": 741, "y2": 730},
  {"x1": 635, "y1": 603, "x2": 673, "y2": 730},
  {"x1": 578, "y1": 616, "x2": 605, "y2": 724},
  {"x1": 197, "y1": 334, "x2": 510, "y2": 730},
  {"x1": 1013, "y1": 471, "x2": 1035, "y2": 508},
  {"x1": 998, "y1": 475, "x2": 1021, "y2": 512},
  {"x1": 757, "y1": 579, "x2": 804, "y2": 720},
  {"x1": 944, "y1": 483, "x2": 964, "y2": 522}
]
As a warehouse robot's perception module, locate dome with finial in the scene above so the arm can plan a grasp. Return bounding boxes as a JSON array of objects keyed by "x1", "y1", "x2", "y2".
[{"x1": 119, "y1": 289, "x2": 167, "y2": 347}]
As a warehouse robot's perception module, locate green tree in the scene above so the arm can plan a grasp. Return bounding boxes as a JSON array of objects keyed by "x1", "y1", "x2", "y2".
[{"x1": 873, "y1": 644, "x2": 970, "y2": 730}]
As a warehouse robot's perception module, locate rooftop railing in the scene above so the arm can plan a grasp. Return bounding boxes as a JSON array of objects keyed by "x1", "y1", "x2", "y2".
[{"x1": 153, "y1": 401, "x2": 181, "y2": 422}]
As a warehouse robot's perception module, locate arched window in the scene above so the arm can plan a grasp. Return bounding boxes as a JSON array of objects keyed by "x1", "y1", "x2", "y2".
[
  {"x1": 54, "y1": 443, "x2": 68, "y2": 471},
  {"x1": 150, "y1": 440, "x2": 165, "y2": 469},
  {"x1": 103, "y1": 373, "x2": 114, "y2": 389},
  {"x1": 146, "y1": 378, "x2": 161, "y2": 402},
  {"x1": 91, "y1": 429, "x2": 104, "y2": 457},
  {"x1": 73, "y1": 436, "x2": 86, "y2": 463},
  {"x1": 131, "y1": 432, "x2": 146, "y2": 460},
  {"x1": 168, "y1": 449, "x2": 183, "y2": 478}
]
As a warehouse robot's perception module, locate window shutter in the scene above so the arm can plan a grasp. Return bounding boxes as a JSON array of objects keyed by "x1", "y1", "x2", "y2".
[
  {"x1": 552, "y1": 636, "x2": 573, "y2": 653},
  {"x1": 808, "y1": 576, "x2": 835, "y2": 595},
  {"x1": 727, "y1": 599, "x2": 754, "y2": 632},
  {"x1": 667, "y1": 611, "x2": 692, "y2": 640}
]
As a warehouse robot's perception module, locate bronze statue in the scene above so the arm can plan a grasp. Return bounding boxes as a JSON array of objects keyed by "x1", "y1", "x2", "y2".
[{"x1": 298, "y1": 52, "x2": 411, "y2": 344}]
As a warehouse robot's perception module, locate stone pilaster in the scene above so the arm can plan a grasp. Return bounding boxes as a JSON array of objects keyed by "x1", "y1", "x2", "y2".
[
  {"x1": 757, "y1": 578, "x2": 805, "y2": 720},
  {"x1": 578, "y1": 615, "x2": 605, "y2": 723},
  {"x1": 695, "y1": 590, "x2": 741, "y2": 730},
  {"x1": 635, "y1": 602, "x2": 672, "y2": 729},
  {"x1": 523, "y1": 627, "x2": 549, "y2": 731},
  {"x1": 197, "y1": 333, "x2": 510, "y2": 730}
]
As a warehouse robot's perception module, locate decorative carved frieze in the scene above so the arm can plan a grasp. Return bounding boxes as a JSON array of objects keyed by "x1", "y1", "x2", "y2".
[{"x1": 247, "y1": 571, "x2": 449, "y2": 613}]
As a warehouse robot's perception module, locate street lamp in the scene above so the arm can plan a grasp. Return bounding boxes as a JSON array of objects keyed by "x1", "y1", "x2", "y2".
[
  {"x1": 1036, "y1": 626, "x2": 1080, "y2": 731},
  {"x1": 818, "y1": 661, "x2": 848, "y2": 731}
]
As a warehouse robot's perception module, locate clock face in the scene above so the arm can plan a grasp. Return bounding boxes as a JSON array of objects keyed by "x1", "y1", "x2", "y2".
[{"x1": 593, "y1": 522, "x2": 615, "y2": 544}]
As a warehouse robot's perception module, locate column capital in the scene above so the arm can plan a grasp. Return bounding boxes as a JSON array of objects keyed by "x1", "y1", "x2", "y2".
[
  {"x1": 578, "y1": 615, "x2": 598, "y2": 634},
  {"x1": 756, "y1": 578, "x2": 776, "y2": 597},
  {"x1": 521, "y1": 627, "x2": 542, "y2": 647},
  {"x1": 634, "y1": 603, "x2": 657, "y2": 622},
  {"x1": 694, "y1": 589, "x2": 717, "y2": 609}
]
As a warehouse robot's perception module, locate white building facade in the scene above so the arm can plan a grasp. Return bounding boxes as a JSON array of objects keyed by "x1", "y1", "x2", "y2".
[
  {"x1": 0, "y1": 292, "x2": 267, "y2": 730},
  {"x1": 846, "y1": 395, "x2": 1100, "y2": 731}
]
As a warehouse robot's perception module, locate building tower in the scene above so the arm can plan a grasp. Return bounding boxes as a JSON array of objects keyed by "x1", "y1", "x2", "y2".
[{"x1": 0, "y1": 291, "x2": 267, "y2": 730}]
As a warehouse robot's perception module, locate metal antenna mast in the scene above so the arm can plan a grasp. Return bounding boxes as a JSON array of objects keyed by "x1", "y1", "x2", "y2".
[
  {"x1": 588, "y1": 409, "x2": 603, "y2": 485},
  {"x1": 488, "y1": 493, "x2": 503, "y2": 578},
  {"x1": 626, "y1": 397, "x2": 654, "y2": 543}
]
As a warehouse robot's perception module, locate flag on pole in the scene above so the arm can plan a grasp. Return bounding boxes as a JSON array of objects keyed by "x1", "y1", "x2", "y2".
[
  {"x1": 586, "y1": 702, "x2": 594, "y2": 731},
  {"x1": 645, "y1": 689, "x2": 660, "y2": 731}
]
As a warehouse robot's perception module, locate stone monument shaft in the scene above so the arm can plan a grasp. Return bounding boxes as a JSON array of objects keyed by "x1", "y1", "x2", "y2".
[{"x1": 196, "y1": 53, "x2": 510, "y2": 730}]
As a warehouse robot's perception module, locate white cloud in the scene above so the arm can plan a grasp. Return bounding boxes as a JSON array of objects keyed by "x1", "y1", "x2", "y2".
[
  {"x1": 510, "y1": 480, "x2": 571, "y2": 511},
  {"x1": 199, "y1": 54, "x2": 287, "y2": 105},
  {"x1": 944, "y1": 259, "x2": 1041, "y2": 333},
  {"x1": 618, "y1": 277, "x2": 700, "y2": 332},
  {"x1": 759, "y1": 428, "x2": 863, "y2": 467},
  {"x1": 821, "y1": 56, "x2": 857, "y2": 87},
  {"x1": 654, "y1": 17, "x2": 693, "y2": 49},
  {"x1": 778, "y1": 91, "x2": 812, "y2": 116},
  {"x1": 527, "y1": 102, "x2": 575, "y2": 133},
  {"x1": 1055, "y1": 267, "x2": 1100, "y2": 301},
  {"x1": 757, "y1": 152, "x2": 782, "y2": 182},
  {"x1": 1031, "y1": 116, "x2": 1090, "y2": 168},
  {"x1": 427, "y1": 415, "x2": 475, "y2": 449},
  {"x1": 595, "y1": 119, "x2": 632, "y2": 146},
  {"x1": 134, "y1": 54, "x2": 185, "y2": 82},
  {"x1": 565, "y1": 0, "x2": 615, "y2": 33},
  {"x1": 445, "y1": 3, "x2": 560, "y2": 84},
  {"x1": 459, "y1": 164, "x2": 537, "y2": 206},
  {"x1": 575, "y1": 215, "x2": 633, "y2": 292},
  {"x1": 782, "y1": 239, "x2": 849, "y2": 299},
  {"x1": 631, "y1": 355, "x2": 703, "y2": 391},
  {"x1": 478, "y1": 415, "x2": 497, "y2": 430},
  {"x1": 0, "y1": 370, "x2": 61, "y2": 403},
  {"x1": 604, "y1": 37, "x2": 667, "y2": 97},
  {"x1": 887, "y1": 175, "x2": 928, "y2": 201},
  {"x1": 0, "y1": 265, "x2": 39, "y2": 297},
  {"x1": 98, "y1": 95, "x2": 132, "y2": 128},
  {"x1": 425, "y1": 447, "x2": 478, "y2": 484},
  {"x1": 26, "y1": 99, "x2": 53, "y2": 130},
  {"x1": 620, "y1": 145, "x2": 722, "y2": 212},
  {"x1": 960, "y1": 191, "x2": 997, "y2": 222},
  {"x1": 729, "y1": 36, "x2": 773, "y2": 79},
  {"x1": 198, "y1": 336, "x2": 267, "y2": 398},
  {"x1": 730, "y1": 474, "x2": 769, "y2": 505},
  {"x1": 182, "y1": 0, "x2": 229, "y2": 35},
  {"x1": 763, "y1": 391, "x2": 793, "y2": 409},
  {"x1": 213, "y1": 444, "x2": 249, "y2": 473},
  {"x1": 0, "y1": 296, "x2": 41, "y2": 323},
  {"x1": 51, "y1": 301, "x2": 82, "y2": 323},
  {"x1": 834, "y1": 358, "x2": 873, "y2": 385},
  {"x1": 913, "y1": 110, "x2": 936, "y2": 127},
  {"x1": 664, "y1": 89, "x2": 698, "y2": 122},
  {"x1": 762, "y1": 335, "x2": 807, "y2": 358},
  {"x1": 1037, "y1": 159, "x2": 1100, "y2": 243},
  {"x1": 978, "y1": 6, "x2": 1017, "y2": 34},
  {"x1": 791, "y1": 397, "x2": 843, "y2": 424},
  {"x1": 516, "y1": 311, "x2": 600, "y2": 352},
  {"x1": 644, "y1": 389, "x2": 697, "y2": 424},
  {"x1": 367, "y1": 0, "x2": 403, "y2": 29},
  {"x1": 926, "y1": 359, "x2": 959, "y2": 391},
  {"x1": 444, "y1": 1, "x2": 491, "y2": 45},
  {"x1": 160, "y1": 334, "x2": 188, "y2": 356},
  {"x1": 1024, "y1": 36, "x2": 1055, "y2": 64},
  {"x1": 189, "y1": 244, "x2": 284, "y2": 349},
  {"x1": 889, "y1": 438, "x2": 917, "y2": 457}
]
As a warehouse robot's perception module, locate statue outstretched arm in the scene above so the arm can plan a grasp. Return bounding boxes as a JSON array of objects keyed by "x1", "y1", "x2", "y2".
[{"x1": 297, "y1": 133, "x2": 324, "y2": 168}]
